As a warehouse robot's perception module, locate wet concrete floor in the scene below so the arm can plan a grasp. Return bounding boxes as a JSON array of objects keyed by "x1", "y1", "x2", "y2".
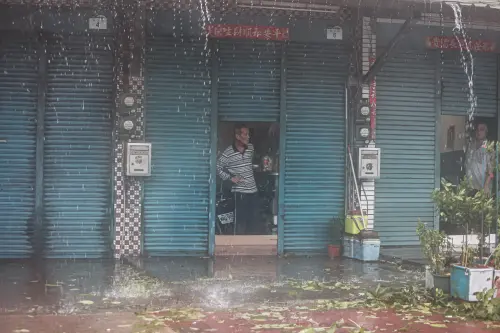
[{"x1": 0, "y1": 256, "x2": 423, "y2": 315}]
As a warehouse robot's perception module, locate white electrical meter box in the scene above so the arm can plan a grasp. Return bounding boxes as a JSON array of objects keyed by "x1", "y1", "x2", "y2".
[
  {"x1": 126, "y1": 142, "x2": 152, "y2": 176},
  {"x1": 358, "y1": 147, "x2": 380, "y2": 180}
]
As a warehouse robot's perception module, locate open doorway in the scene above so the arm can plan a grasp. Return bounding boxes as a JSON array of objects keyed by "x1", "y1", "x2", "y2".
[
  {"x1": 439, "y1": 115, "x2": 497, "y2": 236},
  {"x1": 214, "y1": 122, "x2": 279, "y2": 255}
]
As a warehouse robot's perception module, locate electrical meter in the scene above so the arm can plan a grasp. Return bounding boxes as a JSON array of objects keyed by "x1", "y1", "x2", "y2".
[
  {"x1": 126, "y1": 142, "x2": 152, "y2": 176},
  {"x1": 358, "y1": 147, "x2": 380, "y2": 180}
]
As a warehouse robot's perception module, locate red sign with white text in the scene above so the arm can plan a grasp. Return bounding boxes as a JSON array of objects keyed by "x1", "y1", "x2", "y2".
[
  {"x1": 426, "y1": 36, "x2": 495, "y2": 52},
  {"x1": 206, "y1": 24, "x2": 289, "y2": 41}
]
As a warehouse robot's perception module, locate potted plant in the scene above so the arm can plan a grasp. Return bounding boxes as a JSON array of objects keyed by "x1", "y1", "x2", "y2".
[
  {"x1": 432, "y1": 178, "x2": 495, "y2": 301},
  {"x1": 416, "y1": 221, "x2": 451, "y2": 293},
  {"x1": 328, "y1": 215, "x2": 344, "y2": 258}
]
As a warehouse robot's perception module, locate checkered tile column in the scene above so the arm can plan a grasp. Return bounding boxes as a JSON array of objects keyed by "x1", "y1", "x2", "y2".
[
  {"x1": 360, "y1": 16, "x2": 376, "y2": 230},
  {"x1": 113, "y1": 2, "x2": 146, "y2": 258},
  {"x1": 123, "y1": 76, "x2": 145, "y2": 257}
]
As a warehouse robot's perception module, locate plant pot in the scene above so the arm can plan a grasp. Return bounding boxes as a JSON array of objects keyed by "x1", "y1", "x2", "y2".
[
  {"x1": 450, "y1": 264, "x2": 494, "y2": 301},
  {"x1": 425, "y1": 266, "x2": 434, "y2": 289},
  {"x1": 432, "y1": 274, "x2": 451, "y2": 294},
  {"x1": 328, "y1": 244, "x2": 340, "y2": 258}
]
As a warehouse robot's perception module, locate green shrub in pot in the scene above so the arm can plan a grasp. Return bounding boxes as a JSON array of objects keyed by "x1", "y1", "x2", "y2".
[{"x1": 416, "y1": 221, "x2": 451, "y2": 276}]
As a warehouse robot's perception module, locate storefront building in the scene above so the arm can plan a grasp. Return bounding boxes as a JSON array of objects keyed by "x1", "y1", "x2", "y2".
[
  {"x1": 0, "y1": 0, "x2": 357, "y2": 259},
  {"x1": 375, "y1": 17, "x2": 500, "y2": 246},
  {"x1": 1, "y1": 0, "x2": 499, "y2": 259},
  {"x1": 143, "y1": 7, "x2": 353, "y2": 256}
]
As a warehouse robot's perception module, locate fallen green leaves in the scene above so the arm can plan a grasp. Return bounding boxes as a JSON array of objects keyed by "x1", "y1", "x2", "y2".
[
  {"x1": 286, "y1": 280, "x2": 360, "y2": 292},
  {"x1": 297, "y1": 318, "x2": 371, "y2": 333},
  {"x1": 365, "y1": 283, "x2": 500, "y2": 322},
  {"x1": 138, "y1": 308, "x2": 206, "y2": 323}
]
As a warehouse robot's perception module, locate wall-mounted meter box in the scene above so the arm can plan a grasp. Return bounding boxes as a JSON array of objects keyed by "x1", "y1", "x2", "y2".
[
  {"x1": 126, "y1": 142, "x2": 152, "y2": 176},
  {"x1": 358, "y1": 147, "x2": 380, "y2": 180}
]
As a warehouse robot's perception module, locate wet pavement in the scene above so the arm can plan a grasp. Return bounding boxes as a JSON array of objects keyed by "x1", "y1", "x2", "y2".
[
  {"x1": 0, "y1": 256, "x2": 423, "y2": 315},
  {"x1": 0, "y1": 257, "x2": 497, "y2": 332}
]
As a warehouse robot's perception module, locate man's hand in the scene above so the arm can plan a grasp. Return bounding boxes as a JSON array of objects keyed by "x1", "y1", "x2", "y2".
[{"x1": 231, "y1": 176, "x2": 242, "y2": 184}]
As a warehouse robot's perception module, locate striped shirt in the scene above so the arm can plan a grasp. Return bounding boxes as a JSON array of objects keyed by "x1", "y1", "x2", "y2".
[{"x1": 217, "y1": 143, "x2": 257, "y2": 194}]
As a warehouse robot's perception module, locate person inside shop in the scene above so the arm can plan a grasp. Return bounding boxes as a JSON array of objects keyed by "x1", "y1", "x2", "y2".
[
  {"x1": 217, "y1": 124, "x2": 258, "y2": 235},
  {"x1": 465, "y1": 122, "x2": 494, "y2": 196}
]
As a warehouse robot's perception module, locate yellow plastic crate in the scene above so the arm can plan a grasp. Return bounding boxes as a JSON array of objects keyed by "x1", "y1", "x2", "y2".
[{"x1": 345, "y1": 214, "x2": 368, "y2": 235}]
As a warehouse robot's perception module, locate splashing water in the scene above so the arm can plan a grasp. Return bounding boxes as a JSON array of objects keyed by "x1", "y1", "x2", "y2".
[{"x1": 448, "y1": 2, "x2": 477, "y2": 134}]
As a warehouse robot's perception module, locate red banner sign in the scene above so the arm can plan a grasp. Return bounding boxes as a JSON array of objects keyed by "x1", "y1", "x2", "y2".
[
  {"x1": 206, "y1": 24, "x2": 289, "y2": 41},
  {"x1": 426, "y1": 36, "x2": 495, "y2": 53}
]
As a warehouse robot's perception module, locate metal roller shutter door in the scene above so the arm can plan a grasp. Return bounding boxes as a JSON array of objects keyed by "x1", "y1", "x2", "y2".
[
  {"x1": 44, "y1": 34, "x2": 113, "y2": 258},
  {"x1": 218, "y1": 40, "x2": 281, "y2": 122},
  {"x1": 375, "y1": 51, "x2": 437, "y2": 246},
  {"x1": 441, "y1": 53, "x2": 497, "y2": 117},
  {"x1": 0, "y1": 36, "x2": 38, "y2": 258},
  {"x1": 144, "y1": 36, "x2": 211, "y2": 255},
  {"x1": 283, "y1": 43, "x2": 347, "y2": 253}
]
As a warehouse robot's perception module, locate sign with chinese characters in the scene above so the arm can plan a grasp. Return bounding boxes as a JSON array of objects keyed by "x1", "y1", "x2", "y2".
[
  {"x1": 206, "y1": 24, "x2": 289, "y2": 41},
  {"x1": 89, "y1": 15, "x2": 108, "y2": 30},
  {"x1": 326, "y1": 26, "x2": 343, "y2": 40},
  {"x1": 426, "y1": 36, "x2": 495, "y2": 53}
]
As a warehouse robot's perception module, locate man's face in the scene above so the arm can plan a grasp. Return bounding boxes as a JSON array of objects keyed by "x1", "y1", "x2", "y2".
[
  {"x1": 476, "y1": 124, "x2": 487, "y2": 141},
  {"x1": 236, "y1": 127, "x2": 250, "y2": 145}
]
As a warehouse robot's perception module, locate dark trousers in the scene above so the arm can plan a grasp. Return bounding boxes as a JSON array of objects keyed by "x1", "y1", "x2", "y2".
[{"x1": 234, "y1": 192, "x2": 258, "y2": 235}]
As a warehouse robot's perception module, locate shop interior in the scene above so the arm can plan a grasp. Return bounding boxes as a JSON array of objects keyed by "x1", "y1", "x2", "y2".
[
  {"x1": 439, "y1": 115, "x2": 497, "y2": 234},
  {"x1": 215, "y1": 122, "x2": 280, "y2": 237}
]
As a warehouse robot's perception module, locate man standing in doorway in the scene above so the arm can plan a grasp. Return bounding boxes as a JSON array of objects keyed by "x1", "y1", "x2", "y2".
[
  {"x1": 465, "y1": 122, "x2": 494, "y2": 196},
  {"x1": 217, "y1": 124, "x2": 258, "y2": 235}
]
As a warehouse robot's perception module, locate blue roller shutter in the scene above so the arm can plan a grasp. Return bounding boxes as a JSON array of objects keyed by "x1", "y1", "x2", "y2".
[
  {"x1": 375, "y1": 51, "x2": 437, "y2": 246},
  {"x1": 441, "y1": 53, "x2": 497, "y2": 117},
  {"x1": 218, "y1": 40, "x2": 280, "y2": 122},
  {"x1": 44, "y1": 34, "x2": 113, "y2": 258},
  {"x1": 144, "y1": 36, "x2": 211, "y2": 255},
  {"x1": 283, "y1": 43, "x2": 347, "y2": 253},
  {"x1": 0, "y1": 36, "x2": 38, "y2": 258}
]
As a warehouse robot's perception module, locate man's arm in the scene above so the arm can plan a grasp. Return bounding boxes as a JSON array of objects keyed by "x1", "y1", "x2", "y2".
[
  {"x1": 484, "y1": 150, "x2": 495, "y2": 194},
  {"x1": 217, "y1": 152, "x2": 231, "y2": 181}
]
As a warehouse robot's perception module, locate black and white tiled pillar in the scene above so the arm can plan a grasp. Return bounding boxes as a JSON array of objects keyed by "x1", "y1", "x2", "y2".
[
  {"x1": 360, "y1": 16, "x2": 376, "y2": 229},
  {"x1": 113, "y1": 0, "x2": 146, "y2": 258}
]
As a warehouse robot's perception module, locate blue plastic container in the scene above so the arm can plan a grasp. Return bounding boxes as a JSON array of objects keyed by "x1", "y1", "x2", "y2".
[
  {"x1": 450, "y1": 265, "x2": 494, "y2": 302},
  {"x1": 353, "y1": 238, "x2": 380, "y2": 262}
]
